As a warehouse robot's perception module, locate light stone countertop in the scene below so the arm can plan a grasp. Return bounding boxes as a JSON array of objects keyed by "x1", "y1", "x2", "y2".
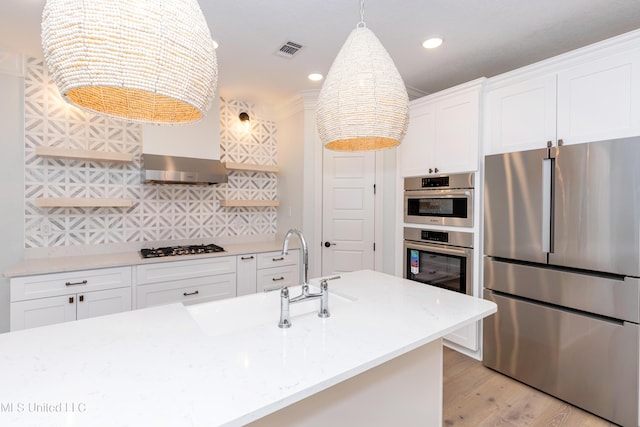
[
  {"x1": 0, "y1": 269, "x2": 496, "y2": 427},
  {"x1": 4, "y1": 240, "x2": 292, "y2": 278}
]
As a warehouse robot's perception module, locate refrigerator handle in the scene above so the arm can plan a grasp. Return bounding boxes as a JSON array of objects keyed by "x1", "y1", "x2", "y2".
[{"x1": 542, "y1": 158, "x2": 553, "y2": 253}]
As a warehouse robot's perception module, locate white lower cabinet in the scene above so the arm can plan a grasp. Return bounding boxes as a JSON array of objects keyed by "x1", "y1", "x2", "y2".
[
  {"x1": 9, "y1": 249, "x2": 301, "y2": 331},
  {"x1": 9, "y1": 267, "x2": 132, "y2": 331},
  {"x1": 258, "y1": 265, "x2": 300, "y2": 292},
  {"x1": 11, "y1": 295, "x2": 76, "y2": 330},
  {"x1": 135, "y1": 256, "x2": 237, "y2": 309},
  {"x1": 236, "y1": 254, "x2": 258, "y2": 296},
  {"x1": 136, "y1": 273, "x2": 236, "y2": 308},
  {"x1": 257, "y1": 250, "x2": 300, "y2": 292},
  {"x1": 76, "y1": 288, "x2": 132, "y2": 320}
]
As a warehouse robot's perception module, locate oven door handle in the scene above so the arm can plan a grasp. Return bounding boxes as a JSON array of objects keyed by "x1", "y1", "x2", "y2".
[
  {"x1": 405, "y1": 242, "x2": 471, "y2": 257},
  {"x1": 404, "y1": 189, "x2": 471, "y2": 198}
]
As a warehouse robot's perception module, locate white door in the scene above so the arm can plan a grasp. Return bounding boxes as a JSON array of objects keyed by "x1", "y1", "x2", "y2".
[{"x1": 322, "y1": 149, "x2": 375, "y2": 276}]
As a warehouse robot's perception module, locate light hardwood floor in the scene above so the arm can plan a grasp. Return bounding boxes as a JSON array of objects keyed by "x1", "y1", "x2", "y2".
[{"x1": 442, "y1": 347, "x2": 616, "y2": 427}]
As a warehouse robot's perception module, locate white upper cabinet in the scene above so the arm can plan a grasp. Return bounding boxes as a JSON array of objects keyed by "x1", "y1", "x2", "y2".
[
  {"x1": 399, "y1": 79, "x2": 483, "y2": 177},
  {"x1": 398, "y1": 99, "x2": 435, "y2": 178},
  {"x1": 434, "y1": 88, "x2": 481, "y2": 174},
  {"x1": 484, "y1": 74, "x2": 557, "y2": 154},
  {"x1": 484, "y1": 33, "x2": 640, "y2": 155},
  {"x1": 556, "y1": 48, "x2": 640, "y2": 145}
]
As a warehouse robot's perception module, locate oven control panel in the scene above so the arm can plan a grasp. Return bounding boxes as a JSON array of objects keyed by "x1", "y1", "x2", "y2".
[
  {"x1": 421, "y1": 176, "x2": 449, "y2": 188},
  {"x1": 404, "y1": 227, "x2": 473, "y2": 249},
  {"x1": 421, "y1": 230, "x2": 449, "y2": 243}
]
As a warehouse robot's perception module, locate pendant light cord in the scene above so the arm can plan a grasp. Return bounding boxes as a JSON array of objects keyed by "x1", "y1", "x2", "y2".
[{"x1": 357, "y1": 0, "x2": 366, "y2": 28}]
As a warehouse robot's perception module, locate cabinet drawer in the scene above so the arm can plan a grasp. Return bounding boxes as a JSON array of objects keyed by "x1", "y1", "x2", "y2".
[
  {"x1": 257, "y1": 250, "x2": 299, "y2": 269},
  {"x1": 10, "y1": 266, "x2": 132, "y2": 302},
  {"x1": 257, "y1": 265, "x2": 300, "y2": 293},
  {"x1": 136, "y1": 256, "x2": 235, "y2": 285},
  {"x1": 136, "y1": 273, "x2": 236, "y2": 309},
  {"x1": 484, "y1": 289, "x2": 638, "y2": 427}
]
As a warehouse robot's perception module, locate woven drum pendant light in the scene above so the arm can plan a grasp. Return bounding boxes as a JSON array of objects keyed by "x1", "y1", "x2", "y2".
[
  {"x1": 316, "y1": 0, "x2": 409, "y2": 151},
  {"x1": 41, "y1": 0, "x2": 217, "y2": 124}
]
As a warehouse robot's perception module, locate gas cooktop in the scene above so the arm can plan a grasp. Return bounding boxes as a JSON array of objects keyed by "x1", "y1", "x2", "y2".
[{"x1": 140, "y1": 244, "x2": 225, "y2": 259}]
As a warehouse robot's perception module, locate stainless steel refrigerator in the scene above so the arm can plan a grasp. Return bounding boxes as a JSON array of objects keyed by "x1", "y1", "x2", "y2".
[{"x1": 483, "y1": 137, "x2": 640, "y2": 427}]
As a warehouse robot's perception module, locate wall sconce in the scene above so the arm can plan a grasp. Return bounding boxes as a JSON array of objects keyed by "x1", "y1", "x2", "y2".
[{"x1": 239, "y1": 112, "x2": 251, "y2": 132}]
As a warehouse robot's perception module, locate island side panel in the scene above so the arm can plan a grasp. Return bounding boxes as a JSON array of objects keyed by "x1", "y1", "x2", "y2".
[{"x1": 247, "y1": 339, "x2": 443, "y2": 427}]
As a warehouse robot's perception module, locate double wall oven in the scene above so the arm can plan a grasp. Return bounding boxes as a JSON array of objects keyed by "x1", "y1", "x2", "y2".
[{"x1": 403, "y1": 172, "x2": 475, "y2": 296}]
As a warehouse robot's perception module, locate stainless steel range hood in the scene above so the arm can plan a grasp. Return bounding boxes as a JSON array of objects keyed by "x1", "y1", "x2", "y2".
[{"x1": 142, "y1": 154, "x2": 228, "y2": 185}]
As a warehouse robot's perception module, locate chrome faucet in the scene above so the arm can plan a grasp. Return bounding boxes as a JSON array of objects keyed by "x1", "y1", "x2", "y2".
[
  {"x1": 282, "y1": 229, "x2": 309, "y2": 296},
  {"x1": 278, "y1": 276, "x2": 340, "y2": 328}
]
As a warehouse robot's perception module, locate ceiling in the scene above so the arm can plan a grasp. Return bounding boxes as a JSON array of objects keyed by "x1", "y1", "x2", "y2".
[{"x1": 1, "y1": 1, "x2": 640, "y2": 106}]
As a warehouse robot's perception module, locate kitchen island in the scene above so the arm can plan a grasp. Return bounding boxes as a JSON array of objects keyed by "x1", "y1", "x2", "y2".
[{"x1": 0, "y1": 270, "x2": 495, "y2": 426}]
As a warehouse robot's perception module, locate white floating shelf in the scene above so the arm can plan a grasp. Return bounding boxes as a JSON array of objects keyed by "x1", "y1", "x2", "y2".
[
  {"x1": 35, "y1": 146, "x2": 134, "y2": 163},
  {"x1": 223, "y1": 162, "x2": 280, "y2": 173},
  {"x1": 35, "y1": 198, "x2": 134, "y2": 208},
  {"x1": 219, "y1": 200, "x2": 280, "y2": 208}
]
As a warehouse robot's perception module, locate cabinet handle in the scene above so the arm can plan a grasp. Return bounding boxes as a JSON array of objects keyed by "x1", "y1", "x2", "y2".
[
  {"x1": 272, "y1": 276, "x2": 285, "y2": 282},
  {"x1": 68, "y1": 296, "x2": 74, "y2": 304},
  {"x1": 65, "y1": 280, "x2": 88, "y2": 287},
  {"x1": 557, "y1": 138, "x2": 564, "y2": 146},
  {"x1": 272, "y1": 257, "x2": 285, "y2": 262},
  {"x1": 428, "y1": 168, "x2": 433, "y2": 174},
  {"x1": 241, "y1": 256, "x2": 255, "y2": 260},
  {"x1": 547, "y1": 140, "x2": 553, "y2": 148},
  {"x1": 434, "y1": 167, "x2": 439, "y2": 173},
  {"x1": 79, "y1": 295, "x2": 84, "y2": 302},
  {"x1": 183, "y1": 290, "x2": 200, "y2": 296}
]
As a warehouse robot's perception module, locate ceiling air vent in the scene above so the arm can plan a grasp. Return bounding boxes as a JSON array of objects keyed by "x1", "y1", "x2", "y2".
[{"x1": 274, "y1": 41, "x2": 303, "y2": 59}]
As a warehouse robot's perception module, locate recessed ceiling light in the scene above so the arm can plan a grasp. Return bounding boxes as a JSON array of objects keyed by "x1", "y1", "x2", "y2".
[
  {"x1": 308, "y1": 73, "x2": 323, "y2": 81},
  {"x1": 212, "y1": 40, "x2": 219, "y2": 49},
  {"x1": 422, "y1": 37, "x2": 444, "y2": 49}
]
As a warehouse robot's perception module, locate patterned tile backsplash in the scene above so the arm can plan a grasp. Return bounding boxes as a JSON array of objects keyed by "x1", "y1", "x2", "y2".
[{"x1": 23, "y1": 57, "x2": 278, "y2": 249}]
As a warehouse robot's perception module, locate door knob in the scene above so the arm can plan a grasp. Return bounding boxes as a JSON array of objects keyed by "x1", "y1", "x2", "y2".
[{"x1": 324, "y1": 241, "x2": 335, "y2": 248}]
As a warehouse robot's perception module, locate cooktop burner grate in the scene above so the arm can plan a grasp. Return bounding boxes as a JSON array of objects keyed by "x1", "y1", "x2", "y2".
[{"x1": 140, "y1": 244, "x2": 225, "y2": 258}]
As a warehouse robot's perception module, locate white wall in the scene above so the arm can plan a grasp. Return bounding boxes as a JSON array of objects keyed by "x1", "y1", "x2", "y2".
[
  {"x1": 276, "y1": 100, "x2": 305, "y2": 236},
  {"x1": 0, "y1": 63, "x2": 25, "y2": 333},
  {"x1": 141, "y1": 93, "x2": 221, "y2": 160},
  {"x1": 380, "y1": 149, "x2": 397, "y2": 275}
]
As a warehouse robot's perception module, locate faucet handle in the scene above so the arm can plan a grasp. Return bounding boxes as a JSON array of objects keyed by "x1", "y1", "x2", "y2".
[
  {"x1": 320, "y1": 275, "x2": 341, "y2": 285},
  {"x1": 280, "y1": 286, "x2": 289, "y2": 298},
  {"x1": 319, "y1": 275, "x2": 340, "y2": 293},
  {"x1": 278, "y1": 287, "x2": 291, "y2": 329},
  {"x1": 317, "y1": 276, "x2": 339, "y2": 319}
]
